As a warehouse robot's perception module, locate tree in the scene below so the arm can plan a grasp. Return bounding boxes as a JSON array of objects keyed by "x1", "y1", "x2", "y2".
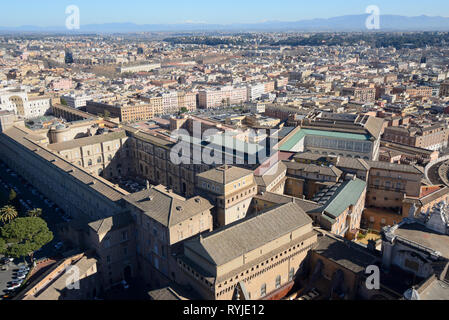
[
  {"x1": 1, "y1": 217, "x2": 53, "y2": 259},
  {"x1": 8, "y1": 189, "x2": 16, "y2": 202},
  {"x1": 104, "y1": 110, "x2": 111, "y2": 119},
  {"x1": 60, "y1": 97, "x2": 68, "y2": 106},
  {"x1": 0, "y1": 206, "x2": 18, "y2": 225},
  {"x1": 0, "y1": 237, "x2": 5, "y2": 254},
  {"x1": 27, "y1": 208, "x2": 43, "y2": 218}
]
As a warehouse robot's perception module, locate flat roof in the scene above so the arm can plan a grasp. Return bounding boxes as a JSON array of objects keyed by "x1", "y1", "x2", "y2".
[{"x1": 394, "y1": 223, "x2": 449, "y2": 259}]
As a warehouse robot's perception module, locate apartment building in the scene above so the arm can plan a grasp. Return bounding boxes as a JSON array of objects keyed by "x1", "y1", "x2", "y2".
[
  {"x1": 247, "y1": 83, "x2": 266, "y2": 101},
  {"x1": 86, "y1": 100, "x2": 154, "y2": 123},
  {"x1": 177, "y1": 91, "x2": 197, "y2": 112},
  {"x1": 341, "y1": 87, "x2": 376, "y2": 103},
  {"x1": 383, "y1": 124, "x2": 449, "y2": 151},
  {"x1": 393, "y1": 86, "x2": 433, "y2": 98},
  {"x1": 440, "y1": 81, "x2": 449, "y2": 97},
  {"x1": 198, "y1": 86, "x2": 248, "y2": 109},
  {"x1": 61, "y1": 94, "x2": 92, "y2": 108},
  {"x1": 162, "y1": 92, "x2": 179, "y2": 114}
]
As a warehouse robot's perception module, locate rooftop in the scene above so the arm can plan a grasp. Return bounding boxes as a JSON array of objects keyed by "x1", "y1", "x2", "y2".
[
  {"x1": 184, "y1": 202, "x2": 312, "y2": 267},
  {"x1": 197, "y1": 165, "x2": 253, "y2": 185},
  {"x1": 124, "y1": 185, "x2": 213, "y2": 227}
]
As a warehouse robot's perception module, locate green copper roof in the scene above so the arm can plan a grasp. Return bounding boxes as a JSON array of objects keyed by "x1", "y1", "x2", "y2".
[
  {"x1": 322, "y1": 178, "x2": 366, "y2": 219},
  {"x1": 280, "y1": 128, "x2": 371, "y2": 152}
]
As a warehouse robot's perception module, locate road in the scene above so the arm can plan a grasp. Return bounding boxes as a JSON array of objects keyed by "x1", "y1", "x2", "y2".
[{"x1": 0, "y1": 160, "x2": 70, "y2": 298}]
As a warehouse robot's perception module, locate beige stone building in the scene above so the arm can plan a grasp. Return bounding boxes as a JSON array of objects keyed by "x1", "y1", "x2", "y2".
[
  {"x1": 176, "y1": 202, "x2": 317, "y2": 300},
  {"x1": 197, "y1": 165, "x2": 258, "y2": 227},
  {"x1": 123, "y1": 185, "x2": 214, "y2": 288},
  {"x1": 47, "y1": 131, "x2": 129, "y2": 179}
]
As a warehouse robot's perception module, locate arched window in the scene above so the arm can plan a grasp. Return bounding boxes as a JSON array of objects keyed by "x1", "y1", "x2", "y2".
[
  {"x1": 88, "y1": 159, "x2": 92, "y2": 166},
  {"x1": 275, "y1": 275, "x2": 281, "y2": 288},
  {"x1": 289, "y1": 268, "x2": 295, "y2": 281},
  {"x1": 260, "y1": 283, "x2": 266, "y2": 297}
]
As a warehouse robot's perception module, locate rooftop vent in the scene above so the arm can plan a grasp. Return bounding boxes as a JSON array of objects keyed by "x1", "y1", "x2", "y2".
[{"x1": 176, "y1": 206, "x2": 183, "y2": 211}]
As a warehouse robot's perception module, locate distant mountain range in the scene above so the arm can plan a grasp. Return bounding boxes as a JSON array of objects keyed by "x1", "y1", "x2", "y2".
[{"x1": 1, "y1": 14, "x2": 449, "y2": 33}]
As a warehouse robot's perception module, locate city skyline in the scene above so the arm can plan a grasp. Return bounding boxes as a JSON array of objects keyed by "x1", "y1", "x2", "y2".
[{"x1": 1, "y1": 0, "x2": 449, "y2": 27}]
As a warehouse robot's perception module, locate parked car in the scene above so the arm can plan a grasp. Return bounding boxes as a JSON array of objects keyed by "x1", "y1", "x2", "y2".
[
  {"x1": 7, "y1": 283, "x2": 20, "y2": 290},
  {"x1": 17, "y1": 266, "x2": 29, "y2": 273},
  {"x1": 15, "y1": 273, "x2": 27, "y2": 280},
  {"x1": 1, "y1": 257, "x2": 13, "y2": 264},
  {"x1": 54, "y1": 242, "x2": 63, "y2": 250}
]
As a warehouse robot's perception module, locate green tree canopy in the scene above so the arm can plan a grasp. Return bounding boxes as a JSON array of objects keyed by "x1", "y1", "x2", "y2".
[
  {"x1": 1, "y1": 217, "x2": 53, "y2": 258},
  {"x1": 0, "y1": 237, "x2": 6, "y2": 254},
  {"x1": 0, "y1": 205, "x2": 18, "y2": 224},
  {"x1": 8, "y1": 189, "x2": 17, "y2": 202},
  {"x1": 27, "y1": 208, "x2": 43, "y2": 218}
]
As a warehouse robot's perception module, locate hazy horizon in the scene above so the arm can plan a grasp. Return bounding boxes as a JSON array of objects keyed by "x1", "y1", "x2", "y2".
[{"x1": 1, "y1": 0, "x2": 449, "y2": 27}]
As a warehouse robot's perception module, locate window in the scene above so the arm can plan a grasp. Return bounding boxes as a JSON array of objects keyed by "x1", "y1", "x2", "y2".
[
  {"x1": 260, "y1": 284, "x2": 266, "y2": 297},
  {"x1": 122, "y1": 231, "x2": 128, "y2": 241},
  {"x1": 289, "y1": 268, "x2": 295, "y2": 281},
  {"x1": 276, "y1": 275, "x2": 281, "y2": 288}
]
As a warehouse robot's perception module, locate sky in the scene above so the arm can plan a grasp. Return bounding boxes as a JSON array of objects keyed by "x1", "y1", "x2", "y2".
[{"x1": 1, "y1": 0, "x2": 449, "y2": 26}]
